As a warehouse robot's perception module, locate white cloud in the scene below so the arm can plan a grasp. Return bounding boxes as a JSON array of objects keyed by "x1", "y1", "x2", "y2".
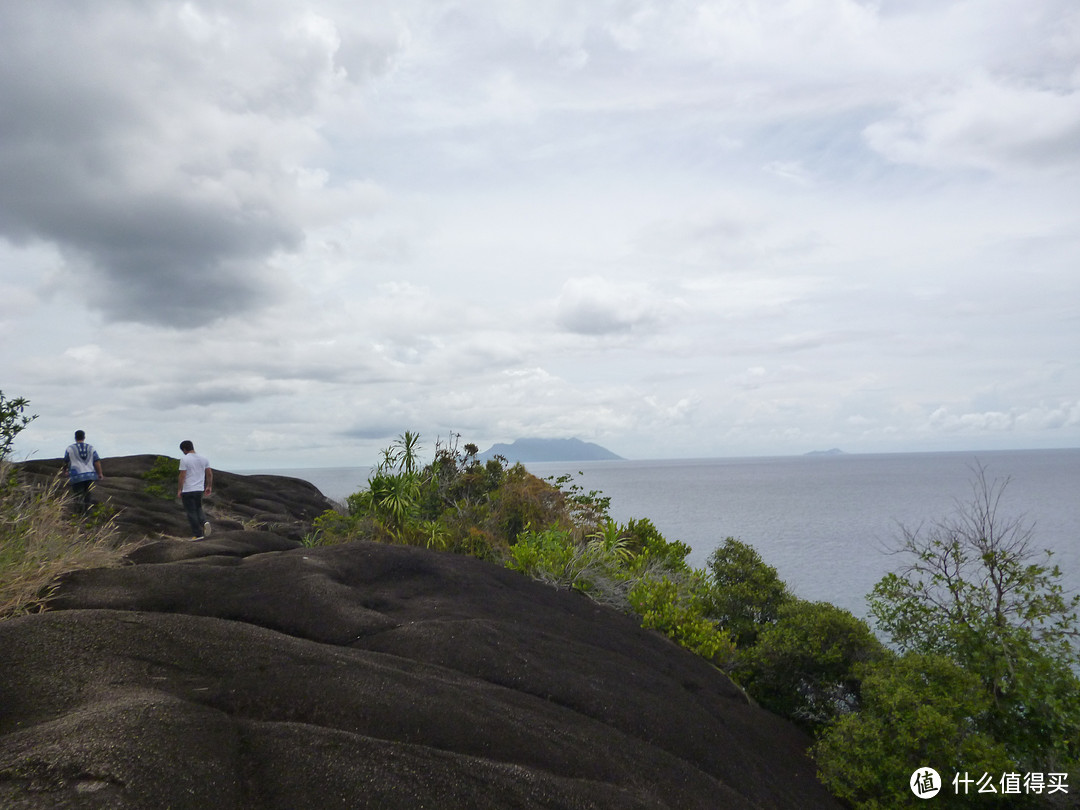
[
  {"x1": 928, "y1": 402, "x2": 1080, "y2": 435},
  {"x1": 866, "y1": 73, "x2": 1080, "y2": 173},
  {"x1": 2, "y1": 0, "x2": 1078, "y2": 467},
  {"x1": 555, "y1": 277, "x2": 675, "y2": 335}
]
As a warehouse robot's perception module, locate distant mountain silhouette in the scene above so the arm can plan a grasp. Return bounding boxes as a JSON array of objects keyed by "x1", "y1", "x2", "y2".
[
  {"x1": 805, "y1": 448, "x2": 845, "y2": 456},
  {"x1": 480, "y1": 438, "x2": 623, "y2": 463}
]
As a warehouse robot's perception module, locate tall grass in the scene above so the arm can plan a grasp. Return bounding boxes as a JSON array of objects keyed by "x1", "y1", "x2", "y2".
[{"x1": 0, "y1": 465, "x2": 133, "y2": 620}]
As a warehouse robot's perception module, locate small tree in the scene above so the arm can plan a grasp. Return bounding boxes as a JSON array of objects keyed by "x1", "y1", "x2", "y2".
[
  {"x1": 737, "y1": 599, "x2": 885, "y2": 730},
  {"x1": 0, "y1": 391, "x2": 37, "y2": 462},
  {"x1": 813, "y1": 653, "x2": 1013, "y2": 810},
  {"x1": 705, "y1": 537, "x2": 790, "y2": 647},
  {"x1": 868, "y1": 463, "x2": 1080, "y2": 771}
]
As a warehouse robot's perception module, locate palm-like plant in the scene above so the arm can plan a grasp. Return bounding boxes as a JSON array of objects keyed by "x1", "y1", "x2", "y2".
[
  {"x1": 586, "y1": 518, "x2": 634, "y2": 563},
  {"x1": 392, "y1": 431, "x2": 422, "y2": 476},
  {"x1": 365, "y1": 432, "x2": 425, "y2": 537}
]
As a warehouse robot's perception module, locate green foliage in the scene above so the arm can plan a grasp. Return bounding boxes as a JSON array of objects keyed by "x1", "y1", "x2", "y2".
[
  {"x1": 737, "y1": 599, "x2": 886, "y2": 731},
  {"x1": 545, "y1": 471, "x2": 611, "y2": 528},
  {"x1": 586, "y1": 518, "x2": 634, "y2": 562},
  {"x1": 352, "y1": 431, "x2": 425, "y2": 536},
  {"x1": 806, "y1": 464, "x2": 1080, "y2": 806},
  {"x1": 506, "y1": 527, "x2": 582, "y2": 587},
  {"x1": 142, "y1": 455, "x2": 179, "y2": 499},
  {"x1": 420, "y1": 437, "x2": 505, "y2": 518},
  {"x1": 867, "y1": 464, "x2": 1080, "y2": 771},
  {"x1": 0, "y1": 391, "x2": 37, "y2": 462},
  {"x1": 813, "y1": 653, "x2": 1014, "y2": 810},
  {"x1": 623, "y1": 517, "x2": 691, "y2": 572},
  {"x1": 629, "y1": 574, "x2": 735, "y2": 665},
  {"x1": 507, "y1": 525, "x2": 638, "y2": 608},
  {"x1": 310, "y1": 508, "x2": 379, "y2": 545},
  {"x1": 699, "y1": 537, "x2": 886, "y2": 731},
  {"x1": 318, "y1": 433, "x2": 571, "y2": 554},
  {"x1": 482, "y1": 463, "x2": 572, "y2": 542},
  {"x1": 705, "y1": 537, "x2": 790, "y2": 647},
  {"x1": 508, "y1": 522, "x2": 731, "y2": 662}
]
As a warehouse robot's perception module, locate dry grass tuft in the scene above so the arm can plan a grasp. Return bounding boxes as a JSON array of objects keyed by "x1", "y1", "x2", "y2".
[{"x1": 0, "y1": 465, "x2": 136, "y2": 620}]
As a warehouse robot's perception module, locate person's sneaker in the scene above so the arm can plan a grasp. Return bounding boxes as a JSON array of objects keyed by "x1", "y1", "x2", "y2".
[{"x1": 204, "y1": 522, "x2": 212, "y2": 537}]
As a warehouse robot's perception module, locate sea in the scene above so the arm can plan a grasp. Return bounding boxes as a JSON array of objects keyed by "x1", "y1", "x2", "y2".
[{"x1": 250, "y1": 448, "x2": 1080, "y2": 620}]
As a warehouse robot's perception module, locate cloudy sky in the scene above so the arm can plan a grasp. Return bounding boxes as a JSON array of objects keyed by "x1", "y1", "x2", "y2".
[{"x1": 2, "y1": 0, "x2": 1078, "y2": 469}]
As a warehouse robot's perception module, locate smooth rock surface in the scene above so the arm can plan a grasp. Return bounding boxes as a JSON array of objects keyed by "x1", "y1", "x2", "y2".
[{"x1": 2, "y1": 459, "x2": 841, "y2": 809}]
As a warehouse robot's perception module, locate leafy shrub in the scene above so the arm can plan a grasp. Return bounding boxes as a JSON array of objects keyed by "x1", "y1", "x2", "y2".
[
  {"x1": 867, "y1": 464, "x2": 1080, "y2": 773},
  {"x1": 812, "y1": 653, "x2": 1013, "y2": 810},
  {"x1": 310, "y1": 509, "x2": 383, "y2": 545},
  {"x1": 0, "y1": 391, "x2": 36, "y2": 462},
  {"x1": 629, "y1": 574, "x2": 735, "y2": 665},
  {"x1": 623, "y1": 517, "x2": 691, "y2": 572},
  {"x1": 545, "y1": 471, "x2": 611, "y2": 529},
  {"x1": 736, "y1": 599, "x2": 885, "y2": 730},
  {"x1": 507, "y1": 525, "x2": 638, "y2": 607},
  {"x1": 142, "y1": 455, "x2": 179, "y2": 499},
  {"x1": 506, "y1": 527, "x2": 580, "y2": 586},
  {"x1": 483, "y1": 463, "x2": 573, "y2": 542},
  {"x1": 318, "y1": 433, "x2": 576, "y2": 552},
  {"x1": 705, "y1": 537, "x2": 790, "y2": 647}
]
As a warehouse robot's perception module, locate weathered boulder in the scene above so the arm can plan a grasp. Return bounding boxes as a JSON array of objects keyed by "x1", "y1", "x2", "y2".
[
  {"x1": 0, "y1": 463, "x2": 842, "y2": 809},
  {"x1": 17, "y1": 455, "x2": 332, "y2": 542}
]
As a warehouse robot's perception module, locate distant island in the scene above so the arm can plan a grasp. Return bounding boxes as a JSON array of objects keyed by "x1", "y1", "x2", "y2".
[
  {"x1": 479, "y1": 438, "x2": 624, "y2": 463},
  {"x1": 805, "y1": 448, "x2": 846, "y2": 456}
]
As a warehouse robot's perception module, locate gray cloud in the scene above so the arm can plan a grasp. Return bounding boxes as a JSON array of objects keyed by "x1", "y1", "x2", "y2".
[
  {"x1": 339, "y1": 425, "x2": 413, "y2": 442},
  {"x1": 555, "y1": 277, "x2": 671, "y2": 336},
  {"x1": 0, "y1": 2, "x2": 395, "y2": 327},
  {"x1": 864, "y1": 75, "x2": 1080, "y2": 173},
  {"x1": 3, "y1": 1, "x2": 1079, "y2": 468}
]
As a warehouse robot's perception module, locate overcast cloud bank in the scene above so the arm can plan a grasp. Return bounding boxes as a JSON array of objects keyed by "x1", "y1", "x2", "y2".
[{"x1": 2, "y1": 0, "x2": 1078, "y2": 467}]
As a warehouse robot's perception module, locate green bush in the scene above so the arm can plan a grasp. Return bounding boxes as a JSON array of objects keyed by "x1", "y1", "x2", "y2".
[
  {"x1": 142, "y1": 455, "x2": 179, "y2": 499},
  {"x1": 507, "y1": 525, "x2": 638, "y2": 608},
  {"x1": 736, "y1": 599, "x2": 885, "y2": 730},
  {"x1": 0, "y1": 390, "x2": 36, "y2": 462},
  {"x1": 629, "y1": 573, "x2": 735, "y2": 665},
  {"x1": 813, "y1": 653, "x2": 1014, "y2": 810},
  {"x1": 506, "y1": 527, "x2": 580, "y2": 586},
  {"x1": 704, "y1": 537, "x2": 790, "y2": 647},
  {"x1": 867, "y1": 465, "x2": 1080, "y2": 772},
  {"x1": 318, "y1": 433, "x2": 579, "y2": 552},
  {"x1": 623, "y1": 517, "x2": 691, "y2": 572}
]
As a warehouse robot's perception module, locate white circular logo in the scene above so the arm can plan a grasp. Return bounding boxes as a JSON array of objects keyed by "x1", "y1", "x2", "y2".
[{"x1": 910, "y1": 768, "x2": 942, "y2": 798}]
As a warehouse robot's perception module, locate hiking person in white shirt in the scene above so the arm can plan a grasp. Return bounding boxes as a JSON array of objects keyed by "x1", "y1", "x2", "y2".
[{"x1": 177, "y1": 440, "x2": 213, "y2": 539}]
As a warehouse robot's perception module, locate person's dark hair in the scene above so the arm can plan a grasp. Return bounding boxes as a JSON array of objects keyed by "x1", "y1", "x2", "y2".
[
  {"x1": 74, "y1": 430, "x2": 85, "y2": 441},
  {"x1": 179, "y1": 440, "x2": 194, "y2": 453}
]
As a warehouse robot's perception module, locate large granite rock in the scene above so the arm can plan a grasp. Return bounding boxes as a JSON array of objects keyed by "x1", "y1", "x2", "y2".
[
  {"x1": 1, "y1": 461, "x2": 841, "y2": 809},
  {"x1": 16, "y1": 454, "x2": 333, "y2": 542}
]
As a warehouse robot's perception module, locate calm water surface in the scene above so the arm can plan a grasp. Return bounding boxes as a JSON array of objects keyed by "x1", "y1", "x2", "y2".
[{"x1": 252, "y1": 448, "x2": 1080, "y2": 619}]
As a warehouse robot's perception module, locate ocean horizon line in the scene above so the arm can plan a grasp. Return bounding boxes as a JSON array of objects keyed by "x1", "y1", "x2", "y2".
[{"x1": 237, "y1": 444, "x2": 1080, "y2": 474}]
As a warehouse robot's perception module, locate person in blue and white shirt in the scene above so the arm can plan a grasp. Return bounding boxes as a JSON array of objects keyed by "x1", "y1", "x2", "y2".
[{"x1": 63, "y1": 430, "x2": 104, "y2": 515}]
